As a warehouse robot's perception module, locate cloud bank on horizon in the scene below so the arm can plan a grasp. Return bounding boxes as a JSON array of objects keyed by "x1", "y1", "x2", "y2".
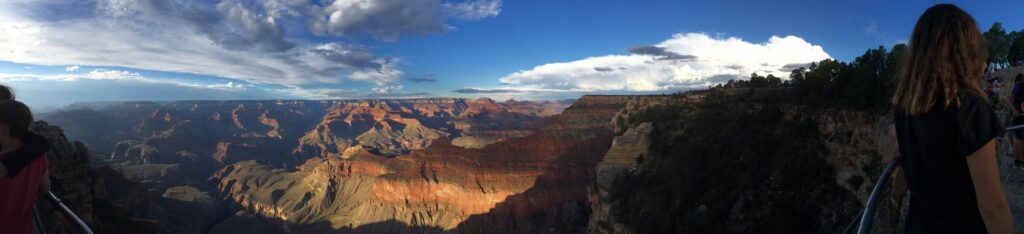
[
  {"x1": 462, "y1": 33, "x2": 831, "y2": 94},
  {"x1": 0, "y1": 0, "x2": 500, "y2": 96}
]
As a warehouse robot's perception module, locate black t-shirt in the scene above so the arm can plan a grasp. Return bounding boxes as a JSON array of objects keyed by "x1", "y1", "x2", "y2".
[{"x1": 895, "y1": 90, "x2": 1002, "y2": 234}]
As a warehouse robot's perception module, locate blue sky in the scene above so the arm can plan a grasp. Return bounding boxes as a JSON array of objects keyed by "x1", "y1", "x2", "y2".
[{"x1": 0, "y1": 0, "x2": 1021, "y2": 110}]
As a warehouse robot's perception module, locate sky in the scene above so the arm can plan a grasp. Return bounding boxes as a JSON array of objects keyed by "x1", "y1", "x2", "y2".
[{"x1": 1, "y1": 0, "x2": 1023, "y2": 110}]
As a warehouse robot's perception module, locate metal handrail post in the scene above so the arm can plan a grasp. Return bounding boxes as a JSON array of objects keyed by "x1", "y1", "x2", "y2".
[
  {"x1": 857, "y1": 160, "x2": 899, "y2": 234},
  {"x1": 46, "y1": 191, "x2": 93, "y2": 234}
]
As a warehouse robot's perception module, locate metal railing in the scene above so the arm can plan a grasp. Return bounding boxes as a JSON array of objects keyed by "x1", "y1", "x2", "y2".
[
  {"x1": 35, "y1": 191, "x2": 93, "y2": 234},
  {"x1": 851, "y1": 160, "x2": 899, "y2": 234},
  {"x1": 847, "y1": 123, "x2": 1024, "y2": 233}
]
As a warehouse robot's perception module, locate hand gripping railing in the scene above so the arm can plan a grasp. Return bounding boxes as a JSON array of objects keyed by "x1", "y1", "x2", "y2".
[
  {"x1": 847, "y1": 123, "x2": 1024, "y2": 234},
  {"x1": 38, "y1": 191, "x2": 94, "y2": 234}
]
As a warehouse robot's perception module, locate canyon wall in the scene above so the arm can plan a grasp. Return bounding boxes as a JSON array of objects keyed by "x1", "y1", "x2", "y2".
[
  {"x1": 582, "y1": 89, "x2": 906, "y2": 233},
  {"x1": 212, "y1": 95, "x2": 629, "y2": 233},
  {"x1": 41, "y1": 98, "x2": 602, "y2": 233},
  {"x1": 36, "y1": 92, "x2": 920, "y2": 233}
]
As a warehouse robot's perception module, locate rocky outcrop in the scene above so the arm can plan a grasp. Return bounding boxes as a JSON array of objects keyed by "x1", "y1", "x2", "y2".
[
  {"x1": 587, "y1": 123, "x2": 652, "y2": 234},
  {"x1": 293, "y1": 98, "x2": 569, "y2": 157},
  {"x1": 212, "y1": 96, "x2": 628, "y2": 233},
  {"x1": 32, "y1": 121, "x2": 97, "y2": 225},
  {"x1": 40, "y1": 98, "x2": 574, "y2": 233},
  {"x1": 30, "y1": 121, "x2": 158, "y2": 233},
  {"x1": 582, "y1": 90, "x2": 907, "y2": 233}
]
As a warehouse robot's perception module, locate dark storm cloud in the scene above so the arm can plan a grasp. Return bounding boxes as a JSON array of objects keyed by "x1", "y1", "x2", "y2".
[
  {"x1": 779, "y1": 63, "x2": 812, "y2": 72},
  {"x1": 408, "y1": 73, "x2": 438, "y2": 82},
  {"x1": 706, "y1": 74, "x2": 744, "y2": 83},
  {"x1": 311, "y1": 45, "x2": 384, "y2": 70},
  {"x1": 311, "y1": 0, "x2": 498, "y2": 40},
  {"x1": 626, "y1": 45, "x2": 697, "y2": 61},
  {"x1": 135, "y1": 0, "x2": 295, "y2": 52}
]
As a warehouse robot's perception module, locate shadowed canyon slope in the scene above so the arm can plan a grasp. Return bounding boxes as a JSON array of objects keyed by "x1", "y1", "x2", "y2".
[
  {"x1": 212, "y1": 96, "x2": 628, "y2": 232},
  {"x1": 36, "y1": 91, "x2": 925, "y2": 233},
  {"x1": 42, "y1": 97, "x2": 640, "y2": 233}
]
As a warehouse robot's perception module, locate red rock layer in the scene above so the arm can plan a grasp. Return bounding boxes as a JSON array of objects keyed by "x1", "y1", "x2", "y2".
[{"x1": 215, "y1": 95, "x2": 630, "y2": 233}]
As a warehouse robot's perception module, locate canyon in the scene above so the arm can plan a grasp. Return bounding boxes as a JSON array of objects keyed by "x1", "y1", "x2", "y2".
[
  {"x1": 41, "y1": 97, "x2": 631, "y2": 233},
  {"x1": 32, "y1": 90, "x2": 961, "y2": 233}
]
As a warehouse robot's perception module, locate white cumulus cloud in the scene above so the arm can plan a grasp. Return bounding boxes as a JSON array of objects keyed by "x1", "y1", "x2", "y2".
[
  {"x1": 497, "y1": 33, "x2": 831, "y2": 92},
  {"x1": 0, "y1": 0, "x2": 500, "y2": 93}
]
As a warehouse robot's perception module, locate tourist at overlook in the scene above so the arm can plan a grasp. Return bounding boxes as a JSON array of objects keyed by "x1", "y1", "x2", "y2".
[
  {"x1": 0, "y1": 99, "x2": 51, "y2": 234},
  {"x1": 0, "y1": 85, "x2": 50, "y2": 178},
  {"x1": 892, "y1": 4, "x2": 1015, "y2": 233},
  {"x1": 1012, "y1": 74, "x2": 1024, "y2": 169}
]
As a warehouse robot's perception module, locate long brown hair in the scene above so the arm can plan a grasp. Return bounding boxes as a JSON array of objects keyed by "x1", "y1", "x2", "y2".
[{"x1": 892, "y1": 4, "x2": 988, "y2": 115}]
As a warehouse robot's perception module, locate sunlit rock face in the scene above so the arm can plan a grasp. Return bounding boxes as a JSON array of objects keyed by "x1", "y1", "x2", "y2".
[
  {"x1": 41, "y1": 98, "x2": 598, "y2": 233},
  {"x1": 213, "y1": 96, "x2": 628, "y2": 233}
]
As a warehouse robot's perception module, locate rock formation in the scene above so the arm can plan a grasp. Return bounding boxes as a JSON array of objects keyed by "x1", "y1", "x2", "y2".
[
  {"x1": 211, "y1": 96, "x2": 629, "y2": 233},
  {"x1": 30, "y1": 121, "x2": 158, "y2": 233},
  {"x1": 36, "y1": 92, "x2": 919, "y2": 233},
  {"x1": 40, "y1": 98, "x2": 579, "y2": 233},
  {"x1": 587, "y1": 122, "x2": 652, "y2": 234}
]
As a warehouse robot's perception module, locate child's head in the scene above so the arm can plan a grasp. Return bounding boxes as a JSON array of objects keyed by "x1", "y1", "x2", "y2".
[
  {"x1": 0, "y1": 84, "x2": 12, "y2": 100},
  {"x1": 0, "y1": 100, "x2": 32, "y2": 139},
  {"x1": 893, "y1": 4, "x2": 987, "y2": 115}
]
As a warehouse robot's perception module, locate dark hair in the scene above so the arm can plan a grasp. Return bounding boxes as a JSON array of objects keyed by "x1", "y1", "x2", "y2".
[
  {"x1": 0, "y1": 84, "x2": 12, "y2": 100},
  {"x1": 0, "y1": 100, "x2": 32, "y2": 138},
  {"x1": 1017, "y1": 74, "x2": 1024, "y2": 82},
  {"x1": 892, "y1": 4, "x2": 987, "y2": 115}
]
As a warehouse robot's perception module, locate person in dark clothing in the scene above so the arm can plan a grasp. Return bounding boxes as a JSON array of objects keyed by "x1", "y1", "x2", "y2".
[
  {"x1": 987, "y1": 77, "x2": 1001, "y2": 106},
  {"x1": 1011, "y1": 74, "x2": 1024, "y2": 169},
  {"x1": 0, "y1": 84, "x2": 50, "y2": 178},
  {"x1": 891, "y1": 4, "x2": 1014, "y2": 233},
  {"x1": 0, "y1": 99, "x2": 51, "y2": 234}
]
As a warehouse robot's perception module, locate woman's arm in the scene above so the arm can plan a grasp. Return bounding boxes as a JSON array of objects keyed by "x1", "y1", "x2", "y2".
[
  {"x1": 965, "y1": 139, "x2": 1014, "y2": 233},
  {"x1": 37, "y1": 169, "x2": 50, "y2": 194}
]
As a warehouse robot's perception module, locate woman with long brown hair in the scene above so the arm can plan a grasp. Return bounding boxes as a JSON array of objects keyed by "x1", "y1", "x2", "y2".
[{"x1": 892, "y1": 4, "x2": 1015, "y2": 233}]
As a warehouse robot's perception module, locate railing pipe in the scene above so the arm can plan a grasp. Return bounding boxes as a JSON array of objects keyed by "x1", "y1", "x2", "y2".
[
  {"x1": 1006, "y1": 124, "x2": 1024, "y2": 132},
  {"x1": 852, "y1": 124, "x2": 1024, "y2": 233},
  {"x1": 857, "y1": 160, "x2": 899, "y2": 234},
  {"x1": 46, "y1": 191, "x2": 93, "y2": 234}
]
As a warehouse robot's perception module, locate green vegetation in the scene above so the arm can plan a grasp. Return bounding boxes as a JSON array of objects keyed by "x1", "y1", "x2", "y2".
[
  {"x1": 979, "y1": 22, "x2": 1024, "y2": 67},
  {"x1": 606, "y1": 41, "x2": 917, "y2": 232},
  {"x1": 717, "y1": 43, "x2": 905, "y2": 111},
  {"x1": 610, "y1": 89, "x2": 854, "y2": 233}
]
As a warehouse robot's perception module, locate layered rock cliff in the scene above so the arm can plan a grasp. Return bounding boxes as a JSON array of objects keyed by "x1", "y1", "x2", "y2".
[
  {"x1": 584, "y1": 89, "x2": 906, "y2": 233},
  {"x1": 588, "y1": 123, "x2": 652, "y2": 234},
  {"x1": 40, "y1": 98, "x2": 577, "y2": 233},
  {"x1": 30, "y1": 121, "x2": 158, "y2": 233},
  {"x1": 34, "y1": 91, "x2": 938, "y2": 233},
  {"x1": 211, "y1": 96, "x2": 628, "y2": 233}
]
